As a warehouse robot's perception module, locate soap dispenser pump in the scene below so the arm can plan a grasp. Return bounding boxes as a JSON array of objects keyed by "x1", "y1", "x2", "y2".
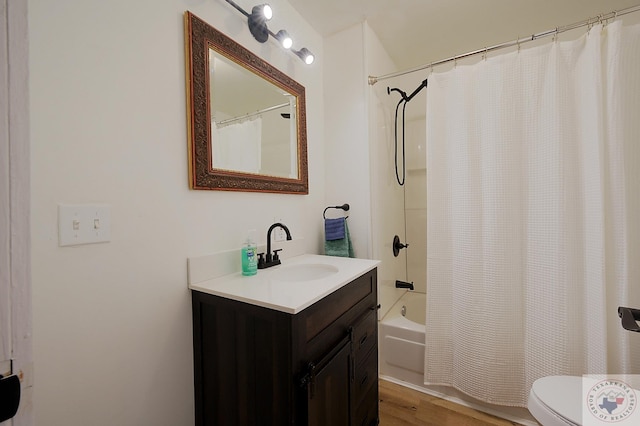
[{"x1": 241, "y1": 230, "x2": 258, "y2": 276}]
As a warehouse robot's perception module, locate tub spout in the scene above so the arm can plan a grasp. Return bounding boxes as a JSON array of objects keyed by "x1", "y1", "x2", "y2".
[{"x1": 395, "y1": 280, "x2": 414, "y2": 290}]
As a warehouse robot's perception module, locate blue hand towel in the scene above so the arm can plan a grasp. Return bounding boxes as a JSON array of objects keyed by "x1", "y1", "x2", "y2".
[
  {"x1": 324, "y1": 219, "x2": 355, "y2": 258},
  {"x1": 324, "y1": 218, "x2": 346, "y2": 240}
]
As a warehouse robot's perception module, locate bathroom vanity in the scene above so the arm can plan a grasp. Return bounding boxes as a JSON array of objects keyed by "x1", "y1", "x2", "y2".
[{"x1": 189, "y1": 254, "x2": 379, "y2": 425}]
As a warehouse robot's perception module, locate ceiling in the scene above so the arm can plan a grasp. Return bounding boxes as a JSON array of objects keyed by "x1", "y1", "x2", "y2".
[{"x1": 288, "y1": 0, "x2": 640, "y2": 72}]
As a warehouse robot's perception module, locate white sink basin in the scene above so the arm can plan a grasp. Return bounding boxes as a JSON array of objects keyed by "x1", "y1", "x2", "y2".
[{"x1": 270, "y1": 263, "x2": 339, "y2": 282}]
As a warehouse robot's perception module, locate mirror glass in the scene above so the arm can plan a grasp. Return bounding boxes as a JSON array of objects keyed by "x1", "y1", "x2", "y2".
[
  {"x1": 185, "y1": 11, "x2": 308, "y2": 194},
  {"x1": 209, "y1": 51, "x2": 298, "y2": 179}
]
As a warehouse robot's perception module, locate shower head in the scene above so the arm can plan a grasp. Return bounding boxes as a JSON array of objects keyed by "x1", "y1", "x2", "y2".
[
  {"x1": 387, "y1": 86, "x2": 407, "y2": 99},
  {"x1": 387, "y1": 79, "x2": 428, "y2": 103}
]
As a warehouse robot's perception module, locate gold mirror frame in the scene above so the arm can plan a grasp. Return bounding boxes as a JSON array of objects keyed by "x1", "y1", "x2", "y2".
[{"x1": 184, "y1": 11, "x2": 308, "y2": 194}]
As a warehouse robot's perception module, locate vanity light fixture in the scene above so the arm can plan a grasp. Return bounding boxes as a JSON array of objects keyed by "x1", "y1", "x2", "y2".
[
  {"x1": 254, "y1": 4, "x2": 272, "y2": 20},
  {"x1": 248, "y1": 4, "x2": 272, "y2": 42},
  {"x1": 294, "y1": 47, "x2": 314, "y2": 65},
  {"x1": 223, "y1": 0, "x2": 315, "y2": 64},
  {"x1": 275, "y1": 30, "x2": 293, "y2": 49}
]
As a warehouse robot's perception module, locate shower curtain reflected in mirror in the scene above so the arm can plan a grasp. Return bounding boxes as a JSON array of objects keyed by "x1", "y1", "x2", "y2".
[
  {"x1": 425, "y1": 21, "x2": 640, "y2": 406},
  {"x1": 212, "y1": 117, "x2": 262, "y2": 174}
]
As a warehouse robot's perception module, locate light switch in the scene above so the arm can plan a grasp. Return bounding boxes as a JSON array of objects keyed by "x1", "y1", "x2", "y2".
[{"x1": 58, "y1": 204, "x2": 111, "y2": 246}]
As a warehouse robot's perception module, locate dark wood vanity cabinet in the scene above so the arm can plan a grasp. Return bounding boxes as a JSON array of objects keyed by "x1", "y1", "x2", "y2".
[{"x1": 191, "y1": 268, "x2": 378, "y2": 426}]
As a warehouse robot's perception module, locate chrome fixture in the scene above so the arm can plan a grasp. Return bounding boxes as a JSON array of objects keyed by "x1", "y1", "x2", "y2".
[
  {"x1": 258, "y1": 223, "x2": 292, "y2": 269},
  {"x1": 223, "y1": 0, "x2": 315, "y2": 64}
]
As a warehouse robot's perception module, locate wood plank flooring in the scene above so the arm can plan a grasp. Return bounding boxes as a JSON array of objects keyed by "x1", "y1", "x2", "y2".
[{"x1": 378, "y1": 380, "x2": 524, "y2": 426}]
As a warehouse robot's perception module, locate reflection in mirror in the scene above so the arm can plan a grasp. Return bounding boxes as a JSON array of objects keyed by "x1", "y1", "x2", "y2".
[
  {"x1": 185, "y1": 11, "x2": 308, "y2": 194},
  {"x1": 209, "y1": 50, "x2": 298, "y2": 179}
]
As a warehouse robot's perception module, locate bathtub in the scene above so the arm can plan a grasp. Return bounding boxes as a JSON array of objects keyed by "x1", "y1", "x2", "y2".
[
  {"x1": 378, "y1": 291, "x2": 539, "y2": 426},
  {"x1": 379, "y1": 291, "x2": 426, "y2": 387}
]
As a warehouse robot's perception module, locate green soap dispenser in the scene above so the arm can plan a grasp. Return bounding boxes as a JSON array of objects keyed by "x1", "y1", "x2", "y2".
[{"x1": 241, "y1": 229, "x2": 258, "y2": 276}]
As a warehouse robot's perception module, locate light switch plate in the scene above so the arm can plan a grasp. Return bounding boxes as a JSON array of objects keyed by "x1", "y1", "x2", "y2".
[{"x1": 58, "y1": 204, "x2": 111, "y2": 246}]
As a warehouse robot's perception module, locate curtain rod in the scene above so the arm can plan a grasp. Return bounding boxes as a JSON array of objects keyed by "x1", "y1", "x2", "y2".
[
  {"x1": 215, "y1": 102, "x2": 290, "y2": 126},
  {"x1": 368, "y1": 3, "x2": 640, "y2": 85}
]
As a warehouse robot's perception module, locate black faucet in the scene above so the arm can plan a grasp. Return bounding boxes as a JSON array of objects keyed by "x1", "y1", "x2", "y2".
[
  {"x1": 395, "y1": 280, "x2": 414, "y2": 291},
  {"x1": 258, "y1": 223, "x2": 292, "y2": 269}
]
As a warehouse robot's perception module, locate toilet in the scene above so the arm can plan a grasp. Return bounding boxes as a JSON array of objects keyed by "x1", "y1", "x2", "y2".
[
  {"x1": 528, "y1": 376, "x2": 584, "y2": 426},
  {"x1": 529, "y1": 311, "x2": 640, "y2": 425}
]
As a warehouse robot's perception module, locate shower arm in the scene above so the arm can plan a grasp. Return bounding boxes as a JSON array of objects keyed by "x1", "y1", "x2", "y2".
[{"x1": 387, "y1": 79, "x2": 428, "y2": 103}]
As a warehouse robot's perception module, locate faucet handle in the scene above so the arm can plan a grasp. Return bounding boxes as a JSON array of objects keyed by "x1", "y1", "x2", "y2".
[
  {"x1": 272, "y1": 249, "x2": 283, "y2": 261},
  {"x1": 257, "y1": 252, "x2": 265, "y2": 266}
]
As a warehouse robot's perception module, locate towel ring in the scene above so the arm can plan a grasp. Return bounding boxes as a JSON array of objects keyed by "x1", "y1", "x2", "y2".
[{"x1": 323, "y1": 203, "x2": 350, "y2": 219}]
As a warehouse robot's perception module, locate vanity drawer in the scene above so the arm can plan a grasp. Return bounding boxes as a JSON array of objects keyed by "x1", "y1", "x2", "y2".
[
  {"x1": 302, "y1": 270, "x2": 375, "y2": 342},
  {"x1": 352, "y1": 381, "x2": 379, "y2": 426},
  {"x1": 352, "y1": 346, "x2": 377, "y2": 407},
  {"x1": 352, "y1": 309, "x2": 376, "y2": 363}
]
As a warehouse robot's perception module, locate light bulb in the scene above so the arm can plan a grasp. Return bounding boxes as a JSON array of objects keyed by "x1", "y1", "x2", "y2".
[
  {"x1": 294, "y1": 48, "x2": 315, "y2": 65},
  {"x1": 304, "y1": 52, "x2": 314, "y2": 64},
  {"x1": 301, "y1": 48, "x2": 314, "y2": 64},
  {"x1": 262, "y1": 4, "x2": 272, "y2": 20},
  {"x1": 276, "y1": 30, "x2": 293, "y2": 49}
]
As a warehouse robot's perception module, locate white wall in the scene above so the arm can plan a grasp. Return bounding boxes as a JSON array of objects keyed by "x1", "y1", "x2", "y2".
[
  {"x1": 323, "y1": 22, "x2": 413, "y2": 318},
  {"x1": 29, "y1": 0, "x2": 323, "y2": 424},
  {"x1": 323, "y1": 25, "x2": 372, "y2": 259},
  {"x1": 404, "y1": 117, "x2": 427, "y2": 294},
  {"x1": 323, "y1": 21, "x2": 420, "y2": 318},
  {"x1": 362, "y1": 23, "x2": 410, "y2": 318}
]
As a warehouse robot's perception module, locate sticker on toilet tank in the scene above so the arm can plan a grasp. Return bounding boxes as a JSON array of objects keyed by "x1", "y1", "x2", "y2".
[{"x1": 583, "y1": 375, "x2": 639, "y2": 425}]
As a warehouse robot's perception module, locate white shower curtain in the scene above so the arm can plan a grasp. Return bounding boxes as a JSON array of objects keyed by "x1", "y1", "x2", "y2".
[
  {"x1": 425, "y1": 21, "x2": 640, "y2": 407},
  {"x1": 212, "y1": 117, "x2": 262, "y2": 174}
]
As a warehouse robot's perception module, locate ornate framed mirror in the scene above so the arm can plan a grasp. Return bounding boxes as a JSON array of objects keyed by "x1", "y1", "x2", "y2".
[{"x1": 184, "y1": 11, "x2": 308, "y2": 194}]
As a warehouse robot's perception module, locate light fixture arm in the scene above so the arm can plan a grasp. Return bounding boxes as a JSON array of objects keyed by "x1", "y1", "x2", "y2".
[
  {"x1": 224, "y1": 0, "x2": 249, "y2": 18},
  {"x1": 223, "y1": 0, "x2": 315, "y2": 64}
]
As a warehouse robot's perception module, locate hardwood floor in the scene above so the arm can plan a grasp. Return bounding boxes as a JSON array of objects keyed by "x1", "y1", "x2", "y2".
[{"x1": 378, "y1": 380, "x2": 524, "y2": 426}]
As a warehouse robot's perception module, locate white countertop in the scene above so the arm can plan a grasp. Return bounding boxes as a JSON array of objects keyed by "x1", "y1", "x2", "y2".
[{"x1": 188, "y1": 254, "x2": 380, "y2": 314}]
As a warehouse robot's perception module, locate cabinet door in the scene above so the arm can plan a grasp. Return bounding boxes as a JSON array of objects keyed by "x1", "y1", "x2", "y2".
[{"x1": 307, "y1": 338, "x2": 351, "y2": 426}]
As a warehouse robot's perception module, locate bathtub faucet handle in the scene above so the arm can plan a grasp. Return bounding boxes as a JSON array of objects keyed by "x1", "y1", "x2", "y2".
[{"x1": 393, "y1": 235, "x2": 409, "y2": 257}]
